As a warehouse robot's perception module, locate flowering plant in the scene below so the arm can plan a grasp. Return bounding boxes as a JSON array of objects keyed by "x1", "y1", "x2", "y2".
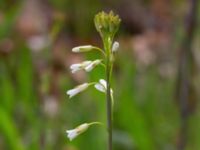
[{"x1": 66, "y1": 11, "x2": 121, "y2": 150}]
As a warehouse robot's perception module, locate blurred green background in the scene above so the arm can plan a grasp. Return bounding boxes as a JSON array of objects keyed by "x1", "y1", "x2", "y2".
[{"x1": 0, "y1": 0, "x2": 200, "y2": 150}]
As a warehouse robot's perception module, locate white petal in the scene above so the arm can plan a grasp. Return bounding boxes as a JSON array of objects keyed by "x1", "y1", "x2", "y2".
[
  {"x1": 85, "y1": 60, "x2": 101, "y2": 72},
  {"x1": 77, "y1": 83, "x2": 89, "y2": 91},
  {"x1": 71, "y1": 68, "x2": 80, "y2": 74},
  {"x1": 66, "y1": 123, "x2": 89, "y2": 141},
  {"x1": 85, "y1": 63, "x2": 94, "y2": 72},
  {"x1": 70, "y1": 64, "x2": 82, "y2": 73},
  {"x1": 70, "y1": 64, "x2": 81, "y2": 69},
  {"x1": 66, "y1": 89, "x2": 79, "y2": 98},
  {"x1": 99, "y1": 79, "x2": 107, "y2": 88},
  {"x1": 66, "y1": 130, "x2": 78, "y2": 141},
  {"x1": 70, "y1": 61, "x2": 92, "y2": 73},
  {"x1": 82, "y1": 60, "x2": 92, "y2": 66},
  {"x1": 95, "y1": 83, "x2": 106, "y2": 93},
  {"x1": 66, "y1": 129, "x2": 75, "y2": 134},
  {"x1": 72, "y1": 47, "x2": 79, "y2": 52},
  {"x1": 112, "y1": 41, "x2": 119, "y2": 52},
  {"x1": 66, "y1": 83, "x2": 89, "y2": 98}
]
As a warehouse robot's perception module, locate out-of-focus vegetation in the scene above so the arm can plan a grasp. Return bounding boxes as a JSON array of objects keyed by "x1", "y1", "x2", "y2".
[{"x1": 0, "y1": 0, "x2": 200, "y2": 150}]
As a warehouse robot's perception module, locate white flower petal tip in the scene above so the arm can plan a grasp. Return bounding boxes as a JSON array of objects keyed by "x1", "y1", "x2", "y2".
[
  {"x1": 112, "y1": 41, "x2": 119, "y2": 52},
  {"x1": 66, "y1": 83, "x2": 89, "y2": 98},
  {"x1": 70, "y1": 61, "x2": 92, "y2": 73},
  {"x1": 66, "y1": 123, "x2": 89, "y2": 141},
  {"x1": 94, "y1": 79, "x2": 113, "y2": 94},
  {"x1": 70, "y1": 64, "x2": 82, "y2": 74},
  {"x1": 95, "y1": 83, "x2": 105, "y2": 93},
  {"x1": 70, "y1": 60, "x2": 101, "y2": 73},
  {"x1": 72, "y1": 45, "x2": 93, "y2": 52},
  {"x1": 85, "y1": 59, "x2": 102, "y2": 72},
  {"x1": 99, "y1": 79, "x2": 107, "y2": 87},
  {"x1": 94, "y1": 79, "x2": 107, "y2": 93},
  {"x1": 66, "y1": 129, "x2": 78, "y2": 141}
]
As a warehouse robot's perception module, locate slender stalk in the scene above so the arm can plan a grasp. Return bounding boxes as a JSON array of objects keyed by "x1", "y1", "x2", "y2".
[
  {"x1": 88, "y1": 122, "x2": 104, "y2": 126},
  {"x1": 104, "y1": 37, "x2": 113, "y2": 150},
  {"x1": 94, "y1": 11, "x2": 120, "y2": 150},
  {"x1": 94, "y1": 47, "x2": 107, "y2": 56},
  {"x1": 106, "y1": 65, "x2": 112, "y2": 150}
]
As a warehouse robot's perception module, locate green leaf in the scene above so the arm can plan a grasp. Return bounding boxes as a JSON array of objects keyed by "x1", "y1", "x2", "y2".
[{"x1": 0, "y1": 108, "x2": 24, "y2": 150}]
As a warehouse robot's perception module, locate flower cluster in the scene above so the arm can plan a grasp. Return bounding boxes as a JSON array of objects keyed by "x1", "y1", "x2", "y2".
[{"x1": 66, "y1": 11, "x2": 120, "y2": 142}]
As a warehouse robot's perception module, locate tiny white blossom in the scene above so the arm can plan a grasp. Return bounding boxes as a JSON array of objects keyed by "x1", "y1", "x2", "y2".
[
  {"x1": 72, "y1": 45, "x2": 93, "y2": 52},
  {"x1": 85, "y1": 59, "x2": 102, "y2": 72},
  {"x1": 66, "y1": 130, "x2": 77, "y2": 141},
  {"x1": 70, "y1": 60, "x2": 101, "y2": 73},
  {"x1": 66, "y1": 123, "x2": 89, "y2": 141},
  {"x1": 95, "y1": 79, "x2": 114, "y2": 95},
  {"x1": 94, "y1": 79, "x2": 107, "y2": 93},
  {"x1": 70, "y1": 61, "x2": 92, "y2": 73},
  {"x1": 112, "y1": 41, "x2": 119, "y2": 52},
  {"x1": 67, "y1": 83, "x2": 89, "y2": 98}
]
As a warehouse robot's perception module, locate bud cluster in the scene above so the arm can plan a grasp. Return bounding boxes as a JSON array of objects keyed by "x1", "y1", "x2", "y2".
[{"x1": 94, "y1": 11, "x2": 121, "y2": 40}]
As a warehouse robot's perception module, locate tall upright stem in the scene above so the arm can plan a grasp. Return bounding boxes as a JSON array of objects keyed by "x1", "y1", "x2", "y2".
[
  {"x1": 94, "y1": 11, "x2": 120, "y2": 149},
  {"x1": 105, "y1": 37, "x2": 113, "y2": 150},
  {"x1": 106, "y1": 63, "x2": 112, "y2": 150}
]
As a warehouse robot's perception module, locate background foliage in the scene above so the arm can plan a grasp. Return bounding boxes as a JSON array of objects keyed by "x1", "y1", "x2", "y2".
[{"x1": 0, "y1": 0, "x2": 200, "y2": 150}]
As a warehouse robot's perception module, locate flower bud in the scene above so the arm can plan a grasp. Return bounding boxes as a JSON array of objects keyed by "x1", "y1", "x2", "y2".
[
  {"x1": 84, "y1": 59, "x2": 102, "y2": 72},
  {"x1": 70, "y1": 60, "x2": 101, "y2": 73},
  {"x1": 70, "y1": 61, "x2": 92, "y2": 73},
  {"x1": 67, "y1": 83, "x2": 89, "y2": 98},
  {"x1": 72, "y1": 45, "x2": 93, "y2": 52},
  {"x1": 94, "y1": 79, "x2": 107, "y2": 93},
  {"x1": 66, "y1": 123, "x2": 89, "y2": 141},
  {"x1": 112, "y1": 41, "x2": 119, "y2": 52},
  {"x1": 94, "y1": 79, "x2": 113, "y2": 95}
]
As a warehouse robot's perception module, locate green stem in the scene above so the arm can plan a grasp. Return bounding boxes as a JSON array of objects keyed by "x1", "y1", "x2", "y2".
[
  {"x1": 88, "y1": 122, "x2": 103, "y2": 126},
  {"x1": 100, "y1": 62, "x2": 106, "y2": 69},
  {"x1": 88, "y1": 82, "x2": 97, "y2": 86},
  {"x1": 104, "y1": 37, "x2": 113, "y2": 150},
  {"x1": 94, "y1": 47, "x2": 106, "y2": 56}
]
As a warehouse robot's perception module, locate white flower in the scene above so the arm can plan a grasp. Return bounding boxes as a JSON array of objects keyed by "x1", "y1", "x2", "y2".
[
  {"x1": 72, "y1": 45, "x2": 93, "y2": 52},
  {"x1": 85, "y1": 59, "x2": 102, "y2": 72},
  {"x1": 67, "y1": 83, "x2": 89, "y2": 98},
  {"x1": 94, "y1": 79, "x2": 107, "y2": 93},
  {"x1": 70, "y1": 60, "x2": 101, "y2": 73},
  {"x1": 95, "y1": 79, "x2": 114, "y2": 95},
  {"x1": 70, "y1": 61, "x2": 92, "y2": 73},
  {"x1": 66, "y1": 123, "x2": 89, "y2": 141},
  {"x1": 112, "y1": 41, "x2": 119, "y2": 52}
]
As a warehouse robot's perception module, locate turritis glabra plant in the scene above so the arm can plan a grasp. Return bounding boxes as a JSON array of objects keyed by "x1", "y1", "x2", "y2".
[{"x1": 66, "y1": 11, "x2": 121, "y2": 150}]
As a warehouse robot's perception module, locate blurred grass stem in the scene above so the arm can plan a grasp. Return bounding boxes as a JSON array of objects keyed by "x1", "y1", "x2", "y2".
[{"x1": 176, "y1": 0, "x2": 199, "y2": 149}]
